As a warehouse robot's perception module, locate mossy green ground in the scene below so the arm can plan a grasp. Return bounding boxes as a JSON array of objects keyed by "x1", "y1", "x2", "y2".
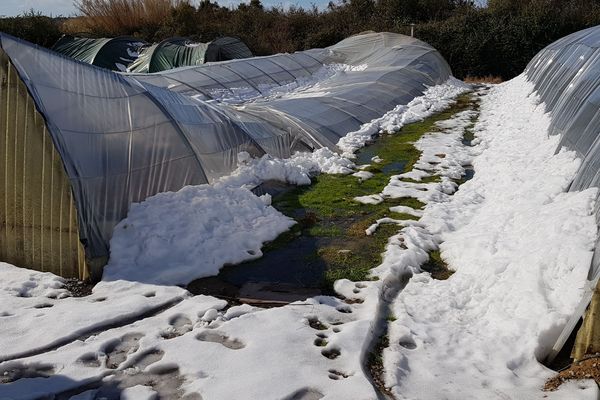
[
  {"x1": 422, "y1": 250, "x2": 454, "y2": 280},
  {"x1": 258, "y1": 93, "x2": 477, "y2": 291}
]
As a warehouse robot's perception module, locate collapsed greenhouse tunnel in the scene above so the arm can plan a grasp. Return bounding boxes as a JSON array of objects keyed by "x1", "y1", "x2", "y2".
[
  {"x1": 51, "y1": 35, "x2": 147, "y2": 71},
  {"x1": 525, "y1": 24, "x2": 600, "y2": 364},
  {"x1": 0, "y1": 31, "x2": 452, "y2": 280},
  {"x1": 127, "y1": 36, "x2": 254, "y2": 73}
]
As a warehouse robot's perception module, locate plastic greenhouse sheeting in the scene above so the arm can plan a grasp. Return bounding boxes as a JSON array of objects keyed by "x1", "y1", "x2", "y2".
[
  {"x1": 52, "y1": 35, "x2": 147, "y2": 71},
  {"x1": 525, "y1": 25, "x2": 600, "y2": 270},
  {"x1": 0, "y1": 31, "x2": 451, "y2": 274},
  {"x1": 524, "y1": 24, "x2": 600, "y2": 361},
  {"x1": 127, "y1": 36, "x2": 253, "y2": 73}
]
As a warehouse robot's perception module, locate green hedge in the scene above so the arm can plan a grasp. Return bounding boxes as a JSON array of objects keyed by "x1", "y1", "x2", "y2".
[{"x1": 3, "y1": 0, "x2": 600, "y2": 79}]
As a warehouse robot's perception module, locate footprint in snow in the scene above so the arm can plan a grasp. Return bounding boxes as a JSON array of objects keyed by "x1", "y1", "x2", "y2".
[
  {"x1": 352, "y1": 283, "x2": 367, "y2": 295},
  {"x1": 33, "y1": 303, "x2": 53, "y2": 309},
  {"x1": 196, "y1": 331, "x2": 245, "y2": 350},
  {"x1": 328, "y1": 369, "x2": 351, "y2": 380},
  {"x1": 321, "y1": 347, "x2": 341, "y2": 360},
  {"x1": 398, "y1": 336, "x2": 417, "y2": 350},
  {"x1": 77, "y1": 352, "x2": 101, "y2": 368},
  {"x1": 0, "y1": 362, "x2": 55, "y2": 383},
  {"x1": 130, "y1": 348, "x2": 165, "y2": 370},
  {"x1": 336, "y1": 305, "x2": 352, "y2": 313},
  {"x1": 314, "y1": 332, "x2": 328, "y2": 347},
  {"x1": 103, "y1": 333, "x2": 144, "y2": 369},
  {"x1": 307, "y1": 317, "x2": 328, "y2": 330},
  {"x1": 161, "y1": 315, "x2": 193, "y2": 340},
  {"x1": 283, "y1": 388, "x2": 324, "y2": 400}
]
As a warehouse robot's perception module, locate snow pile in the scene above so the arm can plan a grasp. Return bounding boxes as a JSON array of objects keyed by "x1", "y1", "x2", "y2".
[
  {"x1": 337, "y1": 77, "x2": 470, "y2": 157},
  {"x1": 104, "y1": 185, "x2": 295, "y2": 285},
  {"x1": 218, "y1": 148, "x2": 355, "y2": 189},
  {"x1": 383, "y1": 76, "x2": 599, "y2": 399}
]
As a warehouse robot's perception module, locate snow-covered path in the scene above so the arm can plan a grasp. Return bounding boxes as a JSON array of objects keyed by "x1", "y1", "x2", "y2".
[
  {"x1": 383, "y1": 77, "x2": 599, "y2": 399},
  {"x1": 0, "y1": 76, "x2": 598, "y2": 400}
]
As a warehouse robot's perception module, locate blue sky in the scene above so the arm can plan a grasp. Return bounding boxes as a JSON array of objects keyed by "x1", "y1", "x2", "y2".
[{"x1": 1, "y1": 0, "x2": 486, "y2": 17}]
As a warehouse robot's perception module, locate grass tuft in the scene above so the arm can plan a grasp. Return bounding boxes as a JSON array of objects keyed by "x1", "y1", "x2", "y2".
[{"x1": 421, "y1": 250, "x2": 454, "y2": 280}]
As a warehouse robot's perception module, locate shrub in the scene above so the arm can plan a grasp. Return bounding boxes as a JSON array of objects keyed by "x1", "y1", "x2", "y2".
[
  {"x1": 73, "y1": 0, "x2": 182, "y2": 37},
  {"x1": 0, "y1": 10, "x2": 62, "y2": 47},
  {"x1": 4, "y1": 0, "x2": 600, "y2": 78}
]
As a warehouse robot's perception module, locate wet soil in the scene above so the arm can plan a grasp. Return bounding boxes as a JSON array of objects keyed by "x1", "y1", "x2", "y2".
[
  {"x1": 545, "y1": 355, "x2": 600, "y2": 391},
  {"x1": 63, "y1": 278, "x2": 94, "y2": 297}
]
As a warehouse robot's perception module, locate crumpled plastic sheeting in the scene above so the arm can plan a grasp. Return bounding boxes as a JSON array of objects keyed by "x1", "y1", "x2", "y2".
[{"x1": 0, "y1": 31, "x2": 451, "y2": 268}]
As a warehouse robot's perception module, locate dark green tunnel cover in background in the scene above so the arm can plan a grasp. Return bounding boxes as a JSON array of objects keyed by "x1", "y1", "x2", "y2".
[
  {"x1": 127, "y1": 36, "x2": 253, "y2": 73},
  {"x1": 52, "y1": 35, "x2": 147, "y2": 71}
]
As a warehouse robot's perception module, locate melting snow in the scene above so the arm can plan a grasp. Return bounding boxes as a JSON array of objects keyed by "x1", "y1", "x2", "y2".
[{"x1": 0, "y1": 76, "x2": 597, "y2": 399}]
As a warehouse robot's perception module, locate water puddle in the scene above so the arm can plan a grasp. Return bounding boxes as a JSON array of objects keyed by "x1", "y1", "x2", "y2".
[{"x1": 463, "y1": 166, "x2": 475, "y2": 181}]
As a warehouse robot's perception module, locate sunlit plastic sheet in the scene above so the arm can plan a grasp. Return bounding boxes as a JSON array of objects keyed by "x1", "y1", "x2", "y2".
[
  {"x1": 0, "y1": 31, "x2": 451, "y2": 272},
  {"x1": 525, "y1": 26, "x2": 600, "y2": 249},
  {"x1": 525, "y1": 25, "x2": 600, "y2": 361}
]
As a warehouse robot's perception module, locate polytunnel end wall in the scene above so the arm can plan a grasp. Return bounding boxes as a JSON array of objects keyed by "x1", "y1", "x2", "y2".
[{"x1": 0, "y1": 45, "x2": 89, "y2": 280}]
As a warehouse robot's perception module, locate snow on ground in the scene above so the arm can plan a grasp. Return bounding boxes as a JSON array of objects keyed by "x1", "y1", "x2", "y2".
[
  {"x1": 1, "y1": 75, "x2": 597, "y2": 399},
  {"x1": 381, "y1": 77, "x2": 599, "y2": 399},
  {"x1": 0, "y1": 275, "x2": 382, "y2": 399},
  {"x1": 337, "y1": 77, "x2": 470, "y2": 157},
  {"x1": 0, "y1": 262, "x2": 187, "y2": 362}
]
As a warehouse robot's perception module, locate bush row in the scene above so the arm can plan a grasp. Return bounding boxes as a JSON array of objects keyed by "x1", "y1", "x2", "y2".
[{"x1": 2, "y1": 0, "x2": 600, "y2": 79}]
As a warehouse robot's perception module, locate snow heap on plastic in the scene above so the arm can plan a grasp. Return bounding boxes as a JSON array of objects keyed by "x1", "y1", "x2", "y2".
[{"x1": 208, "y1": 63, "x2": 368, "y2": 105}]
